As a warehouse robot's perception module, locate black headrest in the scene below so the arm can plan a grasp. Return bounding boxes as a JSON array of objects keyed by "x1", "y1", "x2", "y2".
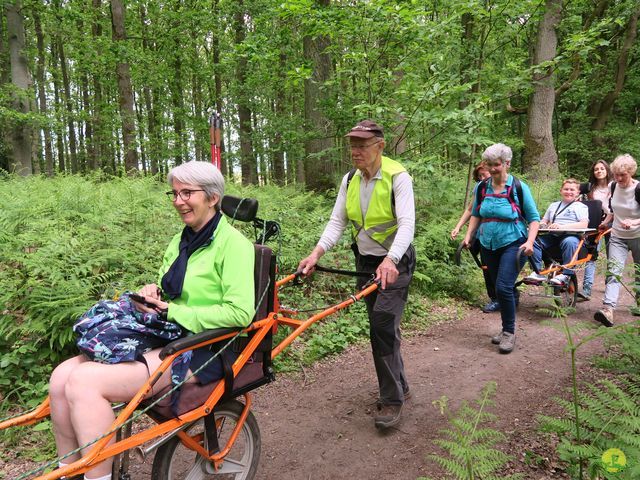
[{"x1": 221, "y1": 196, "x2": 259, "y2": 222}]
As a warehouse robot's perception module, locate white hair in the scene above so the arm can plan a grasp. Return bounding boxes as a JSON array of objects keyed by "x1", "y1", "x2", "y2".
[
  {"x1": 167, "y1": 161, "x2": 225, "y2": 210},
  {"x1": 482, "y1": 143, "x2": 513, "y2": 164},
  {"x1": 611, "y1": 154, "x2": 637, "y2": 176}
]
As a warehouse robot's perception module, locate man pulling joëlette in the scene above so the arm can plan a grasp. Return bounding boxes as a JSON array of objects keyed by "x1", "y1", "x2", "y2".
[{"x1": 298, "y1": 120, "x2": 416, "y2": 430}]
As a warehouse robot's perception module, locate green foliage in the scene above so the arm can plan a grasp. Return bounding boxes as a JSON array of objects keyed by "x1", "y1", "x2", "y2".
[
  {"x1": 539, "y1": 321, "x2": 640, "y2": 479},
  {"x1": 0, "y1": 174, "x2": 178, "y2": 401},
  {"x1": 421, "y1": 382, "x2": 523, "y2": 480}
]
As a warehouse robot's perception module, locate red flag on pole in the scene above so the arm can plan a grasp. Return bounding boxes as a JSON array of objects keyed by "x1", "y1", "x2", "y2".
[{"x1": 209, "y1": 111, "x2": 222, "y2": 170}]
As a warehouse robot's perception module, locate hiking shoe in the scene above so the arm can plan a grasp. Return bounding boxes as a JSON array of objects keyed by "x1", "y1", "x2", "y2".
[
  {"x1": 524, "y1": 272, "x2": 546, "y2": 282},
  {"x1": 550, "y1": 273, "x2": 570, "y2": 286},
  {"x1": 375, "y1": 403, "x2": 403, "y2": 429},
  {"x1": 498, "y1": 332, "x2": 516, "y2": 354},
  {"x1": 482, "y1": 300, "x2": 500, "y2": 313},
  {"x1": 594, "y1": 307, "x2": 614, "y2": 327},
  {"x1": 577, "y1": 290, "x2": 591, "y2": 301},
  {"x1": 491, "y1": 331, "x2": 505, "y2": 345}
]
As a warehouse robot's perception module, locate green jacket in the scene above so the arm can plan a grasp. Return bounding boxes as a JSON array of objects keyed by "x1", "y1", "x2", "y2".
[{"x1": 158, "y1": 215, "x2": 255, "y2": 334}]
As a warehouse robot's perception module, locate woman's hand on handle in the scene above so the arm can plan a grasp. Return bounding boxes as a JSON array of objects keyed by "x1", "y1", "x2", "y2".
[{"x1": 520, "y1": 240, "x2": 535, "y2": 256}]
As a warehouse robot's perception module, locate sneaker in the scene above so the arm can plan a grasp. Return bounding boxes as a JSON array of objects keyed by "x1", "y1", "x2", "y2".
[
  {"x1": 577, "y1": 290, "x2": 591, "y2": 301},
  {"x1": 374, "y1": 403, "x2": 403, "y2": 429},
  {"x1": 498, "y1": 332, "x2": 516, "y2": 353},
  {"x1": 524, "y1": 272, "x2": 546, "y2": 282},
  {"x1": 482, "y1": 300, "x2": 500, "y2": 313},
  {"x1": 594, "y1": 307, "x2": 614, "y2": 327},
  {"x1": 491, "y1": 331, "x2": 505, "y2": 345},
  {"x1": 550, "y1": 274, "x2": 570, "y2": 286}
]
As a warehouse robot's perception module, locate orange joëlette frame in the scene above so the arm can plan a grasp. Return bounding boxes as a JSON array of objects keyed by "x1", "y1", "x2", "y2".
[
  {"x1": 0, "y1": 274, "x2": 378, "y2": 480},
  {"x1": 533, "y1": 228, "x2": 611, "y2": 276}
]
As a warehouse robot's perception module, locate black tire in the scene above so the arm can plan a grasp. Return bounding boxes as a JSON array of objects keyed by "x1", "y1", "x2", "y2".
[
  {"x1": 554, "y1": 274, "x2": 578, "y2": 308},
  {"x1": 151, "y1": 399, "x2": 261, "y2": 480}
]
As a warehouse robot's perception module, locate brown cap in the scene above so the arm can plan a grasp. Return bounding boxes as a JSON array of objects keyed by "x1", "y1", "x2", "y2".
[{"x1": 345, "y1": 120, "x2": 384, "y2": 139}]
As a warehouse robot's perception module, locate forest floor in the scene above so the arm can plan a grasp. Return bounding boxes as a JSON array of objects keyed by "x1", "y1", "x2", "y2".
[{"x1": 2, "y1": 268, "x2": 636, "y2": 480}]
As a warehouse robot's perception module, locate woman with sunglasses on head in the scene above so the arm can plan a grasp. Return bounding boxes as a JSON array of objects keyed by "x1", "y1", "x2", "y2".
[
  {"x1": 578, "y1": 160, "x2": 613, "y2": 300},
  {"x1": 48, "y1": 161, "x2": 255, "y2": 480}
]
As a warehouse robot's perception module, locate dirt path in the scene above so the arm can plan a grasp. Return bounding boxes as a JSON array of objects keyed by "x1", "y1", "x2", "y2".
[
  {"x1": 249, "y1": 273, "x2": 633, "y2": 480},
  {"x1": 2, "y1": 272, "x2": 635, "y2": 480}
]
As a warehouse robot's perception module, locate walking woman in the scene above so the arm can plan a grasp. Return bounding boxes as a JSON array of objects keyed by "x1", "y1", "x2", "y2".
[
  {"x1": 462, "y1": 144, "x2": 540, "y2": 353},
  {"x1": 579, "y1": 160, "x2": 613, "y2": 300},
  {"x1": 594, "y1": 154, "x2": 640, "y2": 327},
  {"x1": 451, "y1": 162, "x2": 499, "y2": 312}
]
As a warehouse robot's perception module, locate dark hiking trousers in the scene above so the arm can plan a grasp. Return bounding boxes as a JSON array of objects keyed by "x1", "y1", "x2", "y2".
[{"x1": 355, "y1": 244, "x2": 416, "y2": 406}]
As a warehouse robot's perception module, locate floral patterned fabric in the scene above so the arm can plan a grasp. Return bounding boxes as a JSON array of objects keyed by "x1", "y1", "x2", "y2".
[{"x1": 74, "y1": 292, "x2": 192, "y2": 416}]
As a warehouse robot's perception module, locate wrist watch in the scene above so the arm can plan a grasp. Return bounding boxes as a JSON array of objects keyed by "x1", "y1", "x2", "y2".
[{"x1": 387, "y1": 255, "x2": 399, "y2": 265}]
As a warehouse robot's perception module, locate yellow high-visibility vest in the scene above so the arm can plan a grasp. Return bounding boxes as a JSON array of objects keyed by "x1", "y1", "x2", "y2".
[{"x1": 345, "y1": 156, "x2": 406, "y2": 250}]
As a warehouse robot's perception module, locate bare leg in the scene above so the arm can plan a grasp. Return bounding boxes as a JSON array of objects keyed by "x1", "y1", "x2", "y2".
[
  {"x1": 49, "y1": 355, "x2": 88, "y2": 464},
  {"x1": 63, "y1": 350, "x2": 187, "y2": 478}
]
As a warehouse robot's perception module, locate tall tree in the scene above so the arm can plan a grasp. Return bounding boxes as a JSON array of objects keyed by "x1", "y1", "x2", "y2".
[
  {"x1": 111, "y1": 0, "x2": 138, "y2": 172},
  {"x1": 302, "y1": 0, "x2": 334, "y2": 190},
  {"x1": 590, "y1": 5, "x2": 640, "y2": 146},
  {"x1": 234, "y1": 0, "x2": 257, "y2": 184},
  {"x1": 5, "y1": 0, "x2": 33, "y2": 175},
  {"x1": 32, "y1": 8, "x2": 54, "y2": 176},
  {"x1": 57, "y1": 36, "x2": 79, "y2": 173},
  {"x1": 523, "y1": 0, "x2": 562, "y2": 177}
]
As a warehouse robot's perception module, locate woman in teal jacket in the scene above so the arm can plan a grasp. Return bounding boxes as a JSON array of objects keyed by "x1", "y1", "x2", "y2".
[
  {"x1": 48, "y1": 162, "x2": 255, "y2": 480},
  {"x1": 463, "y1": 144, "x2": 540, "y2": 354}
]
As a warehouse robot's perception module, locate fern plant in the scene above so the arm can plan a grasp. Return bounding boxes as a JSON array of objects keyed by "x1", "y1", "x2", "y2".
[
  {"x1": 421, "y1": 382, "x2": 523, "y2": 480},
  {"x1": 540, "y1": 320, "x2": 640, "y2": 479}
]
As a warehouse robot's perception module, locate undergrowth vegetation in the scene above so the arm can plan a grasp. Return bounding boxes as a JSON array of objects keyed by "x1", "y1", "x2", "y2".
[
  {"x1": 540, "y1": 321, "x2": 640, "y2": 479},
  {"x1": 0, "y1": 166, "x2": 518, "y2": 407}
]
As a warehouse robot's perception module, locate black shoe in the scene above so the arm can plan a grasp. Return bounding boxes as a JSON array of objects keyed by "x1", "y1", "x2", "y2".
[{"x1": 482, "y1": 300, "x2": 500, "y2": 313}]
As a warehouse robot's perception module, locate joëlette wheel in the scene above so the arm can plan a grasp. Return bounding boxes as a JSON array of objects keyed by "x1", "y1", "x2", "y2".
[{"x1": 151, "y1": 399, "x2": 261, "y2": 480}]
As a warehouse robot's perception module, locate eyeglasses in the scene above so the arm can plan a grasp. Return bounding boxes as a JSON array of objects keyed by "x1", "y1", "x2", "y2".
[
  {"x1": 165, "y1": 189, "x2": 205, "y2": 201},
  {"x1": 350, "y1": 141, "x2": 381, "y2": 151}
]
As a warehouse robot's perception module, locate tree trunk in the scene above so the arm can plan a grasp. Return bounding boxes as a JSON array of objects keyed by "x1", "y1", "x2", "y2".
[
  {"x1": 138, "y1": 3, "x2": 159, "y2": 174},
  {"x1": 33, "y1": 9, "x2": 54, "y2": 176},
  {"x1": 90, "y1": 0, "x2": 103, "y2": 170},
  {"x1": 111, "y1": 0, "x2": 138, "y2": 172},
  {"x1": 302, "y1": 0, "x2": 334, "y2": 191},
  {"x1": 234, "y1": 0, "x2": 257, "y2": 185},
  {"x1": 271, "y1": 52, "x2": 287, "y2": 185},
  {"x1": 50, "y1": 40, "x2": 65, "y2": 172},
  {"x1": 523, "y1": 0, "x2": 561, "y2": 178},
  {"x1": 5, "y1": 0, "x2": 33, "y2": 175},
  {"x1": 57, "y1": 35, "x2": 79, "y2": 173},
  {"x1": 211, "y1": 0, "x2": 228, "y2": 176},
  {"x1": 590, "y1": 6, "x2": 640, "y2": 146}
]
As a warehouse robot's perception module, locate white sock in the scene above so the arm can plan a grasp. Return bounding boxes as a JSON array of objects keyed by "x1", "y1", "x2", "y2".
[{"x1": 84, "y1": 475, "x2": 111, "y2": 480}]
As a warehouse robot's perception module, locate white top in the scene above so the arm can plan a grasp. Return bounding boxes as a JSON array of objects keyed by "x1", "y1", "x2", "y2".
[
  {"x1": 542, "y1": 200, "x2": 589, "y2": 225},
  {"x1": 317, "y1": 169, "x2": 415, "y2": 262},
  {"x1": 590, "y1": 184, "x2": 611, "y2": 215},
  {"x1": 611, "y1": 180, "x2": 640, "y2": 239}
]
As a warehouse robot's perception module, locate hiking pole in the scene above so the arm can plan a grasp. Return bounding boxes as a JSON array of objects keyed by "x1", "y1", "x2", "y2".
[{"x1": 209, "y1": 111, "x2": 223, "y2": 170}]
